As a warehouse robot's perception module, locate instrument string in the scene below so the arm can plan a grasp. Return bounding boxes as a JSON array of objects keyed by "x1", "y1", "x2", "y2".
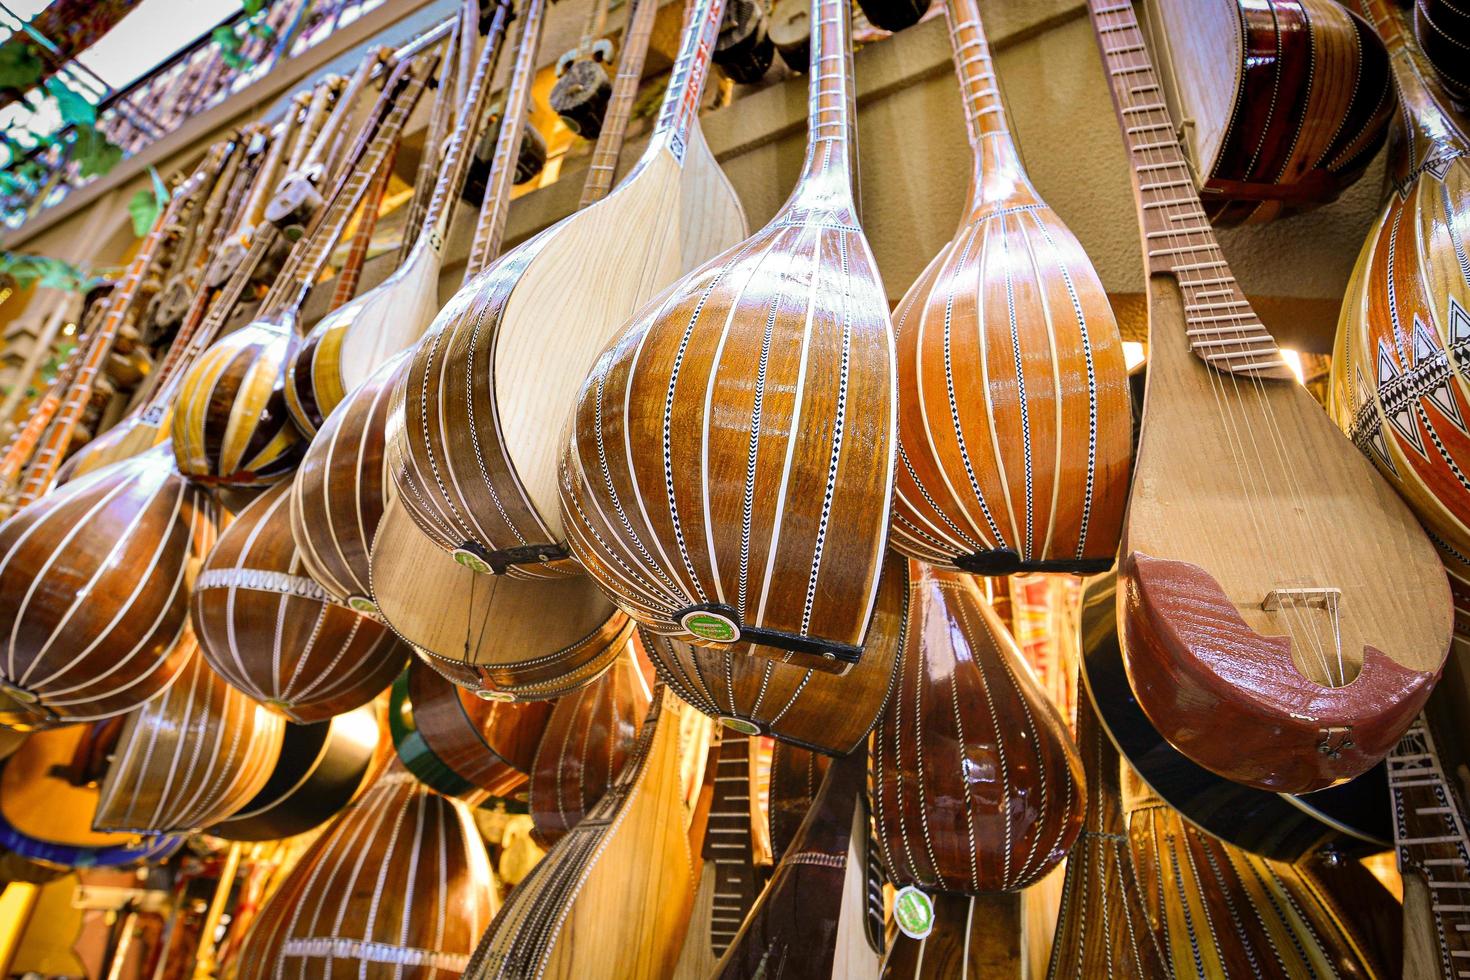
[{"x1": 1102, "y1": 1, "x2": 1342, "y2": 685}]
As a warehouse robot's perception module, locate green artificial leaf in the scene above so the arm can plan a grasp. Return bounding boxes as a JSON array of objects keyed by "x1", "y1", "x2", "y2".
[
  {"x1": 126, "y1": 166, "x2": 169, "y2": 236},
  {"x1": 0, "y1": 42, "x2": 43, "y2": 92},
  {"x1": 242, "y1": 0, "x2": 267, "y2": 16},
  {"x1": 212, "y1": 24, "x2": 241, "y2": 54},
  {"x1": 72, "y1": 126, "x2": 123, "y2": 178},
  {"x1": 44, "y1": 78, "x2": 95, "y2": 128},
  {"x1": 35, "y1": 257, "x2": 82, "y2": 291},
  {"x1": 249, "y1": 21, "x2": 275, "y2": 41}
]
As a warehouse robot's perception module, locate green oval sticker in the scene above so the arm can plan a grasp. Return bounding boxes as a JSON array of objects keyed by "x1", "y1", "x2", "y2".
[
  {"x1": 894, "y1": 886, "x2": 934, "y2": 939},
  {"x1": 452, "y1": 548, "x2": 493, "y2": 574},
  {"x1": 682, "y1": 610, "x2": 740, "y2": 643},
  {"x1": 347, "y1": 595, "x2": 378, "y2": 615},
  {"x1": 474, "y1": 688, "x2": 515, "y2": 702},
  {"x1": 719, "y1": 716, "x2": 761, "y2": 736}
]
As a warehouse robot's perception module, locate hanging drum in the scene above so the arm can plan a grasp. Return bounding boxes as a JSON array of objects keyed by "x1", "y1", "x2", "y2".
[
  {"x1": 549, "y1": 41, "x2": 615, "y2": 139},
  {"x1": 713, "y1": 0, "x2": 774, "y2": 84},
  {"x1": 872, "y1": 562, "x2": 1085, "y2": 893},
  {"x1": 0, "y1": 444, "x2": 214, "y2": 725},
  {"x1": 193, "y1": 480, "x2": 409, "y2": 723}
]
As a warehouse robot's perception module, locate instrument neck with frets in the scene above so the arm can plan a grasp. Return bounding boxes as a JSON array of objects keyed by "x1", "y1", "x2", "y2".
[
  {"x1": 644, "y1": 0, "x2": 727, "y2": 167},
  {"x1": 784, "y1": 0, "x2": 858, "y2": 209},
  {"x1": 700, "y1": 731, "x2": 762, "y2": 957},
  {"x1": 1388, "y1": 715, "x2": 1470, "y2": 978},
  {"x1": 944, "y1": 0, "x2": 1030, "y2": 216},
  {"x1": 579, "y1": 0, "x2": 658, "y2": 205}
]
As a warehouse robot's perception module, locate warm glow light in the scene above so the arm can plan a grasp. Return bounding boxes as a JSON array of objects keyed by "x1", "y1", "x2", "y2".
[
  {"x1": 62, "y1": 322, "x2": 76, "y2": 336},
  {"x1": 1123, "y1": 341, "x2": 1146, "y2": 371},
  {"x1": 1280, "y1": 348, "x2": 1305, "y2": 385}
]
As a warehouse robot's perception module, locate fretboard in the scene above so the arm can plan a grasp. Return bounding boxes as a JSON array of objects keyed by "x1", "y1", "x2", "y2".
[
  {"x1": 702, "y1": 732, "x2": 759, "y2": 956},
  {"x1": 579, "y1": 0, "x2": 658, "y2": 207},
  {"x1": 795, "y1": 0, "x2": 858, "y2": 190},
  {"x1": 1388, "y1": 717, "x2": 1470, "y2": 979},
  {"x1": 1087, "y1": 0, "x2": 1287, "y2": 378},
  {"x1": 651, "y1": 0, "x2": 726, "y2": 164}
]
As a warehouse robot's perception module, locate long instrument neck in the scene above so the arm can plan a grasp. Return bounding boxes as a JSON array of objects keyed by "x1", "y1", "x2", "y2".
[
  {"x1": 464, "y1": 0, "x2": 548, "y2": 281},
  {"x1": 422, "y1": 0, "x2": 515, "y2": 263},
  {"x1": 650, "y1": 0, "x2": 727, "y2": 163},
  {"x1": 1087, "y1": 0, "x2": 1287, "y2": 379},
  {"x1": 791, "y1": 0, "x2": 858, "y2": 204},
  {"x1": 1356, "y1": 0, "x2": 1468, "y2": 194},
  {"x1": 703, "y1": 732, "x2": 758, "y2": 957},
  {"x1": 942, "y1": 0, "x2": 1033, "y2": 216},
  {"x1": 579, "y1": 0, "x2": 659, "y2": 206},
  {"x1": 329, "y1": 145, "x2": 397, "y2": 309}
]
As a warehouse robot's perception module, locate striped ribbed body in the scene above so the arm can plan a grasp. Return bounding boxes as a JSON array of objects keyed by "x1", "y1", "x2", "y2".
[
  {"x1": 891, "y1": 0, "x2": 1129, "y2": 575},
  {"x1": 290, "y1": 352, "x2": 403, "y2": 611},
  {"x1": 392, "y1": 658, "x2": 549, "y2": 805},
  {"x1": 94, "y1": 641, "x2": 285, "y2": 833},
  {"x1": 467, "y1": 689, "x2": 697, "y2": 979},
  {"x1": 879, "y1": 893, "x2": 1023, "y2": 978},
  {"x1": 1125, "y1": 773, "x2": 1396, "y2": 978},
  {"x1": 0, "y1": 443, "x2": 216, "y2": 723},
  {"x1": 1416, "y1": 0, "x2": 1470, "y2": 108},
  {"x1": 872, "y1": 563, "x2": 1084, "y2": 893},
  {"x1": 234, "y1": 766, "x2": 498, "y2": 979},
  {"x1": 1185, "y1": 0, "x2": 1395, "y2": 225},
  {"x1": 638, "y1": 550, "x2": 906, "y2": 755},
  {"x1": 172, "y1": 315, "x2": 304, "y2": 487},
  {"x1": 769, "y1": 740, "x2": 829, "y2": 861},
  {"x1": 1044, "y1": 699, "x2": 1168, "y2": 980},
  {"x1": 1330, "y1": 7, "x2": 1470, "y2": 559},
  {"x1": 528, "y1": 639, "x2": 650, "y2": 847},
  {"x1": 193, "y1": 480, "x2": 409, "y2": 723},
  {"x1": 562, "y1": 0, "x2": 894, "y2": 659}
]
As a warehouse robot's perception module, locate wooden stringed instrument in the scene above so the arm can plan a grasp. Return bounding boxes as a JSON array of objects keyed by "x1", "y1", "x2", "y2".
[
  {"x1": 872, "y1": 561, "x2": 1085, "y2": 893},
  {"x1": 671, "y1": 728, "x2": 765, "y2": 978},
  {"x1": 562, "y1": 0, "x2": 892, "y2": 664},
  {"x1": 1090, "y1": 0, "x2": 1451, "y2": 794},
  {"x1": 1416, "y1": 0, "x2": 1470, "y2": 110},
  {"x1": 528, "y1": 636, "x2": 650, "y2": 846},
  {"x1": 1146, "y1": 0, "x2": 1395, "y2": 225},
  {"x1": 395, "y1": 0, "x2": 747, "y2": 582},
  {"x1": 234, "y1": 761, "x2": 498, "y2": 978},
  {"x1": 359, "y1": 0, "x2": 660, "y2": 698},
  {"x1": 891, "y1": 0, "x2": 1131, "y2": 577},
  {"x1": 170, "y1": 54, "x2": 434, "y2": 487},
  {"x1": 0, "y1": 720, "x2": 184, "y2": 868},
  {"x1": 768, "y1": 738, "x2": 828, "y2": 860},
  {"x1": 391, "y1": 657, "x2": 550, "y2": 805},
  {"x1": 1044, "y1": 694, "x2": 1169, "y2": 980},
  {"x1": 1387, "y1": 714, "x2": 1470, "y2": 978},
  {"x1": 92, "y1": 635, "x2": 284, "y2": 834},
  {"x1": 1079, "y1": 572, "x2": 1394, "y2": 861},
  {"x1": 285, "y1": 3, "x2": 513, "y2": 436},
  {"x1": 880, "y1": 894, "x2": 1023, "y2": 979},
  {"x1": 466, "y1": 687, "x2": 703, "y2": 979},
  {"x1": 207, "y1": 703, "x2": 379, "y2": 841},
  {"x1": 638, "y1": 549, "x2": 906, "y2": 754},
  {"x1": 1331, "y1": 2, "x2": 1470, "y2": 597},
  {"x1": 1123, "y1": 765, "x2": 1398, "y2": 978},
  {"x1": 192, "y1": 480, "x2": 409, "y2": 723},
  {"x1": 712, "y1": 747, "x2": 883, "y2": 979}
]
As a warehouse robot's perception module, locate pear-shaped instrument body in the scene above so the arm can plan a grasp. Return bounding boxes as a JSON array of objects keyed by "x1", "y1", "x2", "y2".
[
  {"x1": 872, "y1": 562, "x2": 1085, "y2": 892},
  {"x1": 528, "y1": 638, "x2": 650, "y2": 846},
  {"x1": 290, "y1": 351, "x2": 403, "y2": 610},
  {"x1": 891, "y1": 0, "x2": 1130, "y2": 575},
  {"x1": 0, "y1": 443, "x2": 215, "y2": 722},
  {"x1": 172, "y1": 316, "x2": 303, "y2": 487},
  {"x1": 94, "y1": 642, "x2": 285, "y2": 833},
  {"x1": 562, "y1": 0, "x2": 894, "y2": 659},
  {"x1": 193, "y1": 480, "x2": 409, "y2": 723},
  {"x1": 233, "y1": 765, "x2": 498, "y2": 978},
  {"x1": 639, "y1": 550, "x2": 906, "y2": 754}
]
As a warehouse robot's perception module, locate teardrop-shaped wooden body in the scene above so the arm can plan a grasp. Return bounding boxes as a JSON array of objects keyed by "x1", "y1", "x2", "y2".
[
  {"x1": 193, "y1": 480, "x2": 409, "y2": 723},
  {"x1": 529, "y1": 638, "x2": 650, "y2": 846},
  {"x1": 207, "y1": 703, "x2": 378, "y2": 841},
  {"x1": 286, "y1": 234, "x2": 443, "y2": 436},
  {"x1": 466, "y1": 688, "x2": 700, "y2": 979},
  {"x1": 892, "y1": 0, "x2": 1130, "y2": 575},
  {"x1": 640, "y1": 549, "x2": 906, "y2": 754},
  {"x1": 562, "y1": 0, "x2": 893, "y2": 659},
  {"x1": 0, "y1": 443, "x2": 215, "y2": 722},
  {"x1": 769, "y1": 738, "x2": 829, "y2": 861},
  {"x1": 880, "y1": 893, "x2": 1023, "y2": 978},
  {"x1": 712, "y1": 748, "x2": 882, "y2": 979},
  {"x1": 873, "y1": 562, "x2": 1085, "y2": 893},
  {"x1": 234, "y1": 764, "x2": 498, "y2": 978},
  {"x1": 1124, "y1": 769, "x2": 1398, "y2": 979},
  {"x1": 392, "y1": 657, "x2": 549, "y2": 804},
  {"x1": 1153, "y1": 0, "x2": 1395, "y2": 226},
  {"x1": 172, "y1": 316, "x2": 303, "y2": 487},
  {"x1": 371, "y1": 491, "x2": 633, "y2": 701},
  {"x1": 93, "y1": 635, "x2": 285, "y2": 833},
  {"x1": 290, "y1": 351, "x2": 402, "y2": 611},
  {"x1": 1044, "y1": 696, "x2": 1168, "y2": 980},
  {"x1": 1330, "y1": 9, "x2": 1470, "y2": 560}
]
